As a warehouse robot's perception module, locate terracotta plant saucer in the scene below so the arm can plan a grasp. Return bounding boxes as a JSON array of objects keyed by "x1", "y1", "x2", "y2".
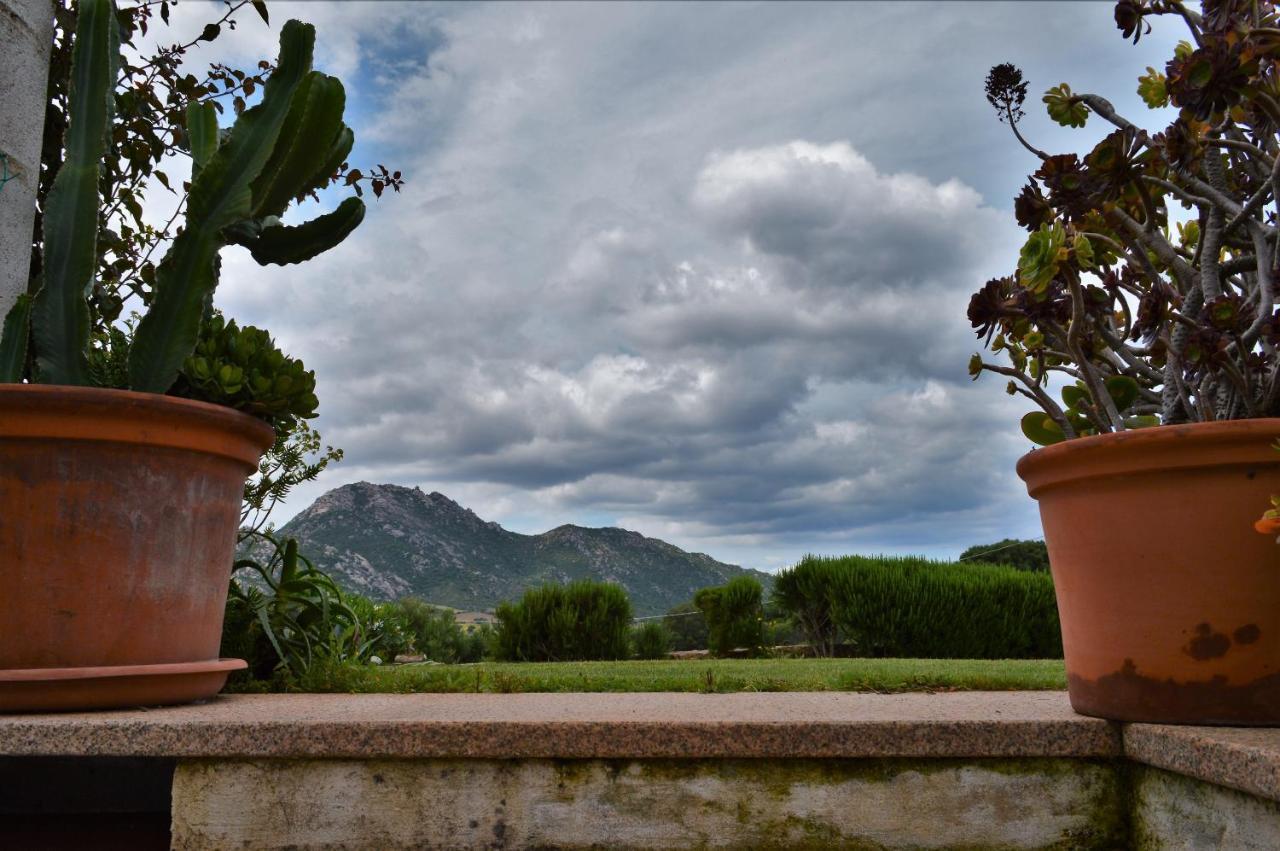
[{"x1": 0, "y1": 659, "x2": 247, "y2": 713}]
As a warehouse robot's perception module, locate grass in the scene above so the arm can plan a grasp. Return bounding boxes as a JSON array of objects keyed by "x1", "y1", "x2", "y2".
[{"x1": 260, "y1": 657, "x2": 1067, "y2": 695}]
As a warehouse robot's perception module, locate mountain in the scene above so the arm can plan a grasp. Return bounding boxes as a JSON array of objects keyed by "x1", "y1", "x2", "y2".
[{"x1": 256, "y1": 482, "x2": 770, "y2": 615}]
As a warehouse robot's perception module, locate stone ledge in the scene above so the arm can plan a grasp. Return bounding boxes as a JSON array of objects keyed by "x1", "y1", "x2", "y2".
[
  {"x1": 0, "y1": 691, "x2": 1119, "y2": 760},
  {"x1": 1126, "y1": 723, "x2": 1280, "y2": 803}
]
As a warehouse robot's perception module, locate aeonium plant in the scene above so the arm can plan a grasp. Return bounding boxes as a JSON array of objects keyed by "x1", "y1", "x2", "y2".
[
  {"x1": 0, "y1": 1, "x2": 367, "y2": 439},
  {"x1": 969, "y1": 0, "x2": 1280, "y2": 447}
]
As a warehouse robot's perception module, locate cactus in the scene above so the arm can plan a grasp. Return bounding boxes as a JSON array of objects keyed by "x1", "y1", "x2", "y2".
[
  {"x1": 129, "y1": 19, "x2": 365, "y2": 393},
  {"x1": 0, "y1": 294, "x2": 33, "y2": 383},
  {"x1": 27, "y1": 0, "x2": 119, "y2": 386},
  {"x1": 0, "y1": 2, "x2": 366, "y2": 424}
]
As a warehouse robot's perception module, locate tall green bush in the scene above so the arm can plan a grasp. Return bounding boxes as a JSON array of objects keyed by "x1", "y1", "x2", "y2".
[
  {"x1": 493, "y1": 581, "x2": 633, "y2": 662},
  {"x1": 772, "y1": 559, "x2": 844, "y2": 656},
  {"x1": 797, "y1": 555, "x2": 1061, "y2": 659},
  {"x1": 694, "y1": 576, "x2": 766, "y2": 657},
  {"x1": 959, "y1": 539, "x2": 1050, "y2": 572},
  {"x1": 631, "y1": 622, "x2": 671, "y2": 660}
]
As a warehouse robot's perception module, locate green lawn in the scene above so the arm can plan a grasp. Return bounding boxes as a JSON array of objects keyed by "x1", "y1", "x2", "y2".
[{"x1": 272, "y1": 657, "x2": 1067, "y2": 695}]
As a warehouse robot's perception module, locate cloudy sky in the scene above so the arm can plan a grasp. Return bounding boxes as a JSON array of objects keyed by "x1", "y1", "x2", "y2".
[{"x1": 155, "y1": 1, "x2": 1181, "y2": 571}]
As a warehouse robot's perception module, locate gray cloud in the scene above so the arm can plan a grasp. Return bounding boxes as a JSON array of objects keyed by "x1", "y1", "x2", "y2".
[{"x1": 184, "y1": 1, "x2": 1184, "y2": 570}]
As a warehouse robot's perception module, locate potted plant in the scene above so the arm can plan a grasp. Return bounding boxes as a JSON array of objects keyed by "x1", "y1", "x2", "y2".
[
  {"x1": 970, "y1": 0, "x2": 1280, "y2": 724},
  {"x1": 0, "y1": 0, "x2": 366, "y2": 711}
]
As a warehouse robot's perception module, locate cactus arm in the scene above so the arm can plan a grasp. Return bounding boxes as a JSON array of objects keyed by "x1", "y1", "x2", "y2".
[
  {"x1": 127, "y1": 20, "x2": 315, "y2": 393},
  {"x1": 310, "y1": 126, "x2": 355, "y2": 194},
  {"x1": 0, "y1": 293, "x2": 34, "y2": 383},
  {"x1": 251, "y1": 72, "x2": 347, "y2": 218},
  {"x1": 31, "y1": 0, "x2": 118, "y2": 386},
  {"x1": 247, "y1": 197, "x2": 365, "y2": 266},
  {"x1": 187, "y1": 100, "x2": 219, "y2": 177}
]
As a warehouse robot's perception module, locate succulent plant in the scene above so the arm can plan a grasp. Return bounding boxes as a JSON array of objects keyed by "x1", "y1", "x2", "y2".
[
  {"x1": 177, "y1": 315, "x2": 318, "y2": 430},
  {"x1": 972, "y1": 1, "x2": 1280, "y2": 440},
  {"x1": 0, "y1": 1, "x2": 364, "y2": 434}
]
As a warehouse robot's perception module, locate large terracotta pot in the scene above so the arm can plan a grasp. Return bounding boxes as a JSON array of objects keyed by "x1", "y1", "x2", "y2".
[
  {"x1": 0, "y1": 385, "x2": 275, "y2": 712},
  {"x1": 1018, "y1": 419, "x2": 1280, "y2": 725}
]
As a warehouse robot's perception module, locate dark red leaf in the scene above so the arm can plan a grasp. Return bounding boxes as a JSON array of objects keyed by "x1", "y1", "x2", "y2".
[{"x1": 251, "y1": 0, "x2": 269, "y2": 25}]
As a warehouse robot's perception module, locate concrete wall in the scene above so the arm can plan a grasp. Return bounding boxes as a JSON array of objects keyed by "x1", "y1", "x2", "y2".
[
  {"x1": 171, "y1": 757, "x2": 1125, "y2": 850},
  {"x1": 1133, "y1": 766, "x2": 1280, "y2": 851}
]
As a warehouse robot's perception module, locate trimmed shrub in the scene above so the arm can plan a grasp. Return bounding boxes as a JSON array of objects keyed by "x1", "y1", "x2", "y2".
[
  {"x1": 632, "y1": 622, "x2": 671, "y2": 659},
  {"x1": 795, "y1": 555, "x2": 1061, "y2": 659},
  {"x1": 663, "y1": 601, "x2": 710, "y2": 651},
  {"x1": 772, "y1": 558, "x2": 843, "y2": 657},
  {"x1": 493, "y1": 580, "x2": 633, "y2": 662},
  {"x1": 959, "y1": 539, "x2": 1050, "y2": 572},
  {"x1": 694, "y1": 576, "x2": 766, "y2": 657}
]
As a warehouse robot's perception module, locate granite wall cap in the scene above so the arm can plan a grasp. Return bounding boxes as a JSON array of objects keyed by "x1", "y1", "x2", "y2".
[
  {"x1": 0, "y1": 691, "x2": 1121, "y2": 760},
  {"x1": 1125, "y1": 723, "x2": 1280, "y2": 803}
]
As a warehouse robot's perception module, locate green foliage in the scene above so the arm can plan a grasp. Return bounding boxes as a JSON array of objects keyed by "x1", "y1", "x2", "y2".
[
  {"x1": 1020, "y1": 375, "x2": 1155, "y2": 446},
  {"x1": 974, "y1": 4, "x2": 1280, "y2": 431},
  {"x1": 694, "y1": 576, "x2": 766, "y2": 657},
  {"x1": 631, "y1": 622, "x2": 671, "y2": 660},
  {"x1": 772, "y1": 559, "x2": 843, "y2": 656},
  {"x1": 222, "y1": 532, "x2": 364, "y2": 679},
  {"x1": 1137, "y1": 66, "x2": 1169, "y2": 108},
  {"x1": 959, "y1": 539, "x2": 1051, "y2": 573},
  {"x1": 1042, "y1": 83, "x2": 1089, "y2": 127},
  {"x1": 663, "y1": 601, "x2": 710, "y2": 651},
  {"x1": 797, "y1": 555, "x2": 1061, "y2": 659},
  {"x1": 343, "y1": 594, "x2": 415, "y2": 663},
  {"x1": 384, "y1": 598, "x2": 488, "y2": 663},
  {"x1": 493, "y1": 581, "x2": 633, "y2": 662},
  {"x1": 176, "y1": 314, "x2": 318, "y2": 430},
  {"x1": 4, "y1": 5, "x2": 377, "y2": 441},
  {"x1": 240, "y1": 420, "x2": 343, "y2": 535},
  {"x1": 1016, "y1": 223, "x2": 1066, "y2": 294},
  {"x1": 127, "y1": 20, "x2": 356, "y2": 394}
]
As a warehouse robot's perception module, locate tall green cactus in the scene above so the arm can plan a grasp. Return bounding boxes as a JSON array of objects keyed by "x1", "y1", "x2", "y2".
[
  {"x1": 129, "y1": 20, "x2": 364, "y2": 393},
  {"x1": 1, "y1": 6, "x2": 366, "y2": 397},
  {"x1": 27, "y1": 0, "x2": 119, "y2": 386}
]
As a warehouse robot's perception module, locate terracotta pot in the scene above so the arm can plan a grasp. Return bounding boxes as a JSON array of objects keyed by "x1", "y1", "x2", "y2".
[
  {"x1": 1018, "y1": 419, "x2": 1280, "y2": 725},
  {"x1": 0, "y1": 385, "x2": 275, "y2": 712}
]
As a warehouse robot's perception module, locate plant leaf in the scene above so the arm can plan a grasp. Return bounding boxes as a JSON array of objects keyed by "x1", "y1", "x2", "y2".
[{"x1": 1020, "y1": 411, "x2": 1066, "y2": 446}]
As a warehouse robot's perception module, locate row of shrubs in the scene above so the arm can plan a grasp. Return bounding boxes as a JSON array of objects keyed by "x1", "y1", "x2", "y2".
[
  {"x1": 222, "y1": 533, "x2": 1061, "y2": 681},
  {"x1": 773, "y1": 555, "x2": 1061, "y2": 659},
  {"x1": 492, "y1": 554, "x2": 1060, "y2": 662}
]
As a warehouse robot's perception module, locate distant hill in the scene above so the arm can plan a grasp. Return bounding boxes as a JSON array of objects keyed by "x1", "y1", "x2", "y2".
[{"x1": 253, "y1": 482, "x2": 770, "y2": 615}]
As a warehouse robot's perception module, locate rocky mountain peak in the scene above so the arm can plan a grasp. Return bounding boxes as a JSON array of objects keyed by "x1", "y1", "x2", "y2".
[{"x1": 265, "y1": 483, "x2": 772, "y2": 615}]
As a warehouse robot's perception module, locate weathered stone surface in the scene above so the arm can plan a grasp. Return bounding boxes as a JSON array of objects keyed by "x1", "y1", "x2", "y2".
[
  {"x1": 0, "y1": 691, "x2": 1120, "y2": 760},
  {"x1": 1133, "y1": 766, "x2": 1280, "y2": 850},
  {"x1": 170, "y1": 757, "x2": 1125, "y2": 850},
  {"x1": 0, "y1": 0, "x2": 51, "y2": 316},
  {"x1": 1126, "y1": 723, "x2": 1280, "y2": 803}
]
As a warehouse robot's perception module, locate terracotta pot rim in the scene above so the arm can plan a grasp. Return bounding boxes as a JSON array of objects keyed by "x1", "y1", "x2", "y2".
[
  {"x1": 1017, "y1": 417, "x2": 1280, "y2": 497},
  {"x1": 0, "y1": 383, "x2": 275, "y2": 467},
  {"x1": 0, "y1": 658, "x2": 247, "y2": 683}
]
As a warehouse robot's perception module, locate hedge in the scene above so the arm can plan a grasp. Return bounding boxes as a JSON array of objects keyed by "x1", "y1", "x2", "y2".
[{"x1": 774, "y1": 555, "x2": 1062, "y2": 659}]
